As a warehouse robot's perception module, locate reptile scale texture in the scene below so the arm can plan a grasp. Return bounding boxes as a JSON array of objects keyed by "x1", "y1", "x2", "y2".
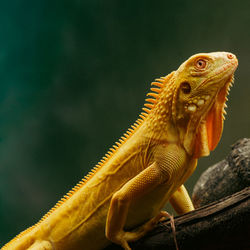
[{"x1": 2, "y1": 52, "x2": 238, "y2": 250}]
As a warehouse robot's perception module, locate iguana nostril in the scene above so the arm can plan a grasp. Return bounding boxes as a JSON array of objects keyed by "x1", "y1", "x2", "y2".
[{"x1": 227, "y1": 53, "x2": 234, "y2": 59}]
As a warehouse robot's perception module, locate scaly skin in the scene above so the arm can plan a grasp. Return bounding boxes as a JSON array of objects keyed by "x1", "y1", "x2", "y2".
[{"x1": 2, "y1": 52, "x2": 238, "y2": 250}]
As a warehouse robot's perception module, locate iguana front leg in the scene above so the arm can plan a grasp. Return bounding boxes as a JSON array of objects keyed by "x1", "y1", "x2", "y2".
[
  {"x1": 169, "y1": 184, "x2": 194, "y2": 214},
  {"x1": 105, "y1": 162, "x2": 167, "y2": 250},
  {"x1": 105, "y1": 145, "x2": 189, "y2": 249}
]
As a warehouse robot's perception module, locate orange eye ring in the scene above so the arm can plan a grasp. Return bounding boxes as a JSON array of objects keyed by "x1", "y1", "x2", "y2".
[{"x1": 195, "y1": 59, "x2": 207, "y2": 69}]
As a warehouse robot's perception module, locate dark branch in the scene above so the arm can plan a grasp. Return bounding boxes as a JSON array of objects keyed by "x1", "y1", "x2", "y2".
[
  {"x1": 193, "y1": 138, "x2": 250, "y2": 208},
  {"x1": 105, "y1": 187, "x2": 250, "y2": 250}
]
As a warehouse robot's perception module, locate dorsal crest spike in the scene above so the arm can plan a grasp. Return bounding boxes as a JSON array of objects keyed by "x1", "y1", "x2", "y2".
[
  {"x1": 139, "y1": 114, "x2": 146, "y2": 119},
  {"x1": 151, "y1": 82, "x2": 163, "y2": 87},
  {"x1": 142, "y1": 107, "x2": 151, "y2": 113},
  {"x1": 141, "y1": 112, "x2": 148, "y2": 116},
  {"x1": 133, "y1": 122, "x2": 139, "y2": 127},
  {"x1": 147, "y1": 92, "x2": 158, "y2": 98},
  {"x1": 150, "y1": 87, "x2": 161, "y2": 93},
  {"x1": 144, "y1": 103, "x2": 154, "y2": 109},
  {"x1": 145, "y1": 98, "x2": 156, "y2": 103},
  {"x1": 155, "y1": 77, "x2": 165, "y2": 82}
]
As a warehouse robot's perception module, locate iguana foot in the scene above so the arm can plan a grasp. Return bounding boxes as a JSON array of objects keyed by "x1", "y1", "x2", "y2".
[
  {"x1": 108, "y1": 211, "x2": 168, "y2": 250},
  {"x1": 126, "y1": 210, "x2": 169, "y2": 241}
]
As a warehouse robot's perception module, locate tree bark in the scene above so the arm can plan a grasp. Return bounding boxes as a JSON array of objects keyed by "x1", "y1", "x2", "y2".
[{"x1": 193, "y1": 138, "x2": 250, "y2": 208}]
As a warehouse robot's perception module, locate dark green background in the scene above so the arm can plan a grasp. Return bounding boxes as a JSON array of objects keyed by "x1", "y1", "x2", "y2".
[{"x1": 0, "y1": 0, "x2": 249, "y2": 245}]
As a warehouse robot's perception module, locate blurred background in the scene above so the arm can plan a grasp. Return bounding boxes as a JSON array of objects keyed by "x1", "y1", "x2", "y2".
[{"x1": 0, "y1": 0, "x2": 249, "y2": 245}]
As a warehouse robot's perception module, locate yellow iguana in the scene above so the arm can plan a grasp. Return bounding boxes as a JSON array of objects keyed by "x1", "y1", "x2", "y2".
[{"x1": 2, "y1": 52, "x2": 238, "y2": 250}]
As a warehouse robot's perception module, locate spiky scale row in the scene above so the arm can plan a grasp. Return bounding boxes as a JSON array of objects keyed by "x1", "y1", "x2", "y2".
[{"x1": 5, "y1": 76, "x2": 168, "y2": 248}]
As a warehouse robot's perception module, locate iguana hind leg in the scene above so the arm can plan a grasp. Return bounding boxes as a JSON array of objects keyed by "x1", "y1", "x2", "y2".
[{"x1": 169, "y1": 184, "x2": 194, "y2": 214}]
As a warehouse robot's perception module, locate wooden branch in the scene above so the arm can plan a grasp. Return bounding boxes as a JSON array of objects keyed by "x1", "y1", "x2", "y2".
[
  {"x1": 193, "y1": 138, "x2": 250, "y2": 208},
  {"x1": 105, "y1": 187, "x2": 250, "y2": 250}
]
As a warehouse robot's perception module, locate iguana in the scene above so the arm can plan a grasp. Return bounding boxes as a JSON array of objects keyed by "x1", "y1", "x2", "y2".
[{"x1": 2, "y1": 52, "x2": 238, "y2": 250}]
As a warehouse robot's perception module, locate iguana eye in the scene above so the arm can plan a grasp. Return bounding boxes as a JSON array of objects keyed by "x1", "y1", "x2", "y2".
[
  {"x1": 195, "y1": 59, "x2": 207, "y2": 69},
  {"x1": 181, "y1": 82, "x2": 191, "y2": 94}
]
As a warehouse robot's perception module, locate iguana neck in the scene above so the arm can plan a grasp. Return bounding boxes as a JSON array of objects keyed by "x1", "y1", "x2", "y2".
[{"x1": 141, "y1": 72, "x2": 179, "y2": 142}]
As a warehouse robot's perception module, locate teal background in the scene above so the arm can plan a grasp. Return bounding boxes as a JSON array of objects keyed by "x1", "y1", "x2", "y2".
[{"x1": 0, "y1": 0, "x2": 249, "y2": 245}]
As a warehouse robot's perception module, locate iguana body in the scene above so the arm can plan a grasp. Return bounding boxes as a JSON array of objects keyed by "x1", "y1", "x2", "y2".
[{"x1": 2, "y1": 52, "x2": 238, "y2": 250}]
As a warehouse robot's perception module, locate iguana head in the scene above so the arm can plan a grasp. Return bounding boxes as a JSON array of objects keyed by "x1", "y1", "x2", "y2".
[{"x1": 172, "y1": 52, "x2": 238, "y2": 157}]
